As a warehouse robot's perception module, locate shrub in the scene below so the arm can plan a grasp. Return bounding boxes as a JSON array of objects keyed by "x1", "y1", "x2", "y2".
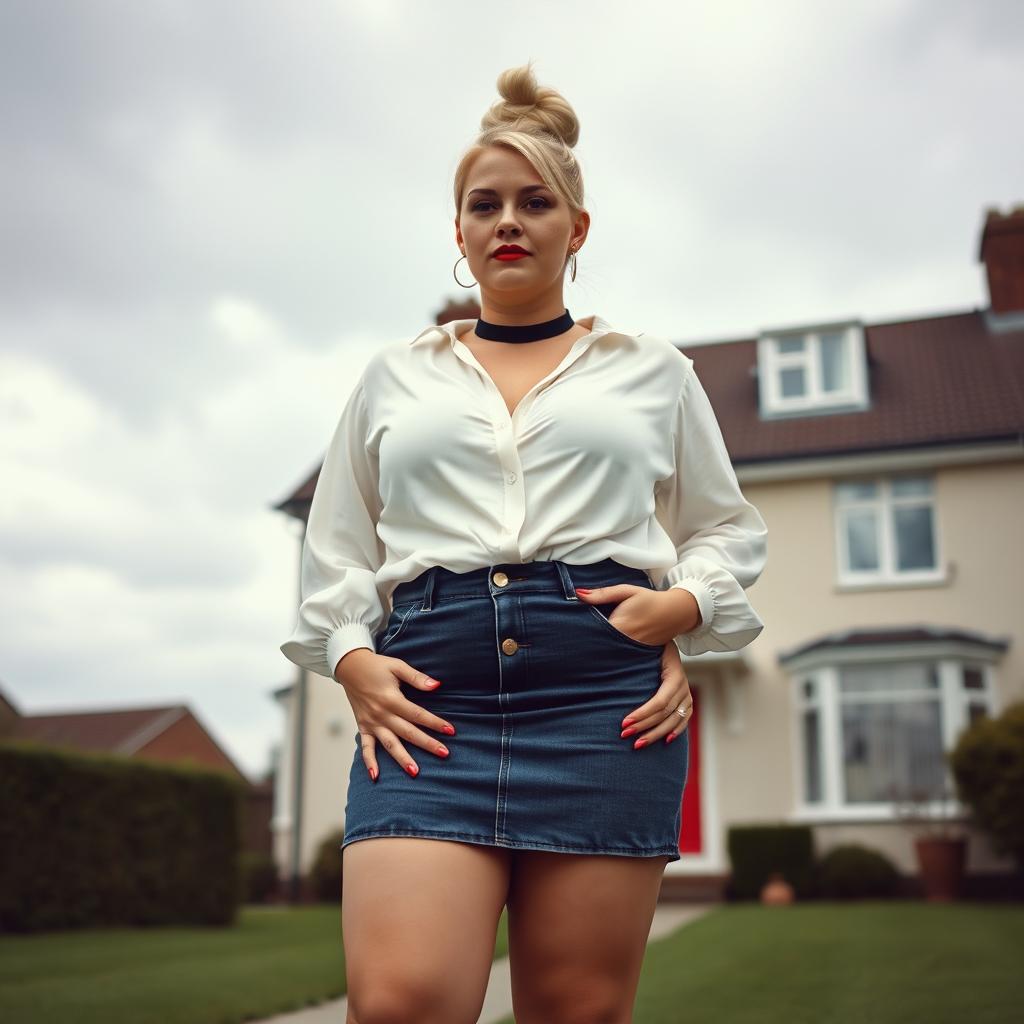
[
  {"x1": 0, "y1": 740, "x2": 243, "y2": 932},
  {"x1": 815, "y1": 843, "x2": 900, "y2": 900},
  {"x1": 726, "y1": 824, "x2": 816, "y2": 900},
  {"x1": 309, "y1": 827, "x2": 346, "y2": 903},
  {"x1": 950, "y1": 700, "x2": 1024, "y2": 871},
  {"x1": 242, "y1": 852, "x2": 279, "y2": 904}
]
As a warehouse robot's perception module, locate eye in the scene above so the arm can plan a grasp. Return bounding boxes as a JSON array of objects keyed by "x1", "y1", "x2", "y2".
[{"x1": 471, "y1": 197, "x2": 551, "y2": 213}]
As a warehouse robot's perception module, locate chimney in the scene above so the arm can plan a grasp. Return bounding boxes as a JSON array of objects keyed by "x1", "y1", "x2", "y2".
[
  {"x1": 979, "y1": 204, "x2": 1024, "y2": 315},
  {"x1": 435, "y1": 297, "x2": 480, "y2": 325}
]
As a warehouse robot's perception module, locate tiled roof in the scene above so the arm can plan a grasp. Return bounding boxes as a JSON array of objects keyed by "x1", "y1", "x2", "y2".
[
  {"x1": 778, "y1": 625, "x2": 1010, "y2": 665},
  {"x1": 682, "y1": 309, "x2": 1024, "y2": 464},
  {"x1": 7, "y1": 705, "x2": 188, "y2": 755}
]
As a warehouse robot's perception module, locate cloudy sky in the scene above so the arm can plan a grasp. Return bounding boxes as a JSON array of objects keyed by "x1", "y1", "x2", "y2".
[{"x1": 1, "y1": 0, "x2": 1021, "y2": 781}]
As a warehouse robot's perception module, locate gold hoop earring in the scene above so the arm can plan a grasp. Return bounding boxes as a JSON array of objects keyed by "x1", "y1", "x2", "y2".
[{"x1": 453, "y1": 253, "x2": 476, "y2": 289}]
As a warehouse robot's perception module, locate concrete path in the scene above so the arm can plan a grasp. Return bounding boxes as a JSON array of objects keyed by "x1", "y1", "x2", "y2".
[{"x1": 256, "y1": 902, "x2": 717, "y2": 1024}]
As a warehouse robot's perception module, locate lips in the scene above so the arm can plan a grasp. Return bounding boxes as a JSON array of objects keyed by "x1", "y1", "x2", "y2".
[
  {"x1": 492, "y1": 245, "x2": 530, "y2": 259},
  {"x1": 494, "y1": 252, "x2": 529, "y2": 261}
]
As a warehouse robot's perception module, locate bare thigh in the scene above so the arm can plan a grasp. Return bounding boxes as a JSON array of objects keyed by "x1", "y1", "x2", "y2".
[
  {"x1": 342, "y1": 837, "x2": 511, "y2": 1024},
  {"x1": 506, "y1": 850, "x2": 671, "y2": 1024}
]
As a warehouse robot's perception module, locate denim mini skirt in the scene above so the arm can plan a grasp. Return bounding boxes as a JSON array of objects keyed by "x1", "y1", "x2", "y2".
[{"x1": 340, "y1": 557, "x2": 691, "y2": 862}]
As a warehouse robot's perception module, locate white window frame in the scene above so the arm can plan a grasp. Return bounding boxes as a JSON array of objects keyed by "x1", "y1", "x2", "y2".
[
  {"x1": 833, "y1": 473, "x2": 946, "y2": 587},
  {"x1": 788, "y1": 652, "x2": 998, "y2": 823},
  {"x1": 757, "y1": 322, "x2": 869, "y2": 417}
]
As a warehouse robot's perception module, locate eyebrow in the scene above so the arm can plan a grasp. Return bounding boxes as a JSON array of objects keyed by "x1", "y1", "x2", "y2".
[{"x1": 467, "y1": 184, "x2": 551, "y2": 198}]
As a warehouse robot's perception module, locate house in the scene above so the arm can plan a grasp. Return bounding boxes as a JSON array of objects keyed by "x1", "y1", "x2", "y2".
[
  {"x1": 273, "y1": 206, "x2": 1024, "y2": 898},
  {"x1": 0, "y1": 683, "x2": 273, "y2": 858}
]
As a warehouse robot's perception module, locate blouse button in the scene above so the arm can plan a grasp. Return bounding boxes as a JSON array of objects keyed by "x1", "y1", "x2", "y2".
[
  {"x1": 507, "y1": 472, "x2": 517, "y2": 484},
  {"x1": 501, "y1": 638, "x2": 519, "y2": 655}
]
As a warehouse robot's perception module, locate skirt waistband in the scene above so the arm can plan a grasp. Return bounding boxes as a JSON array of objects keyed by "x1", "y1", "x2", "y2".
[{"x1": 390, "y1": 557, "x2": 654, "y2": 612}]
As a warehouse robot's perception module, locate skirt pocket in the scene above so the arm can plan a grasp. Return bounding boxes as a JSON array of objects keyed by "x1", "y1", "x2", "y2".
[
  {"x1": 375, "y1": 602, "x2": 421, "y2": 654},
  {"x1": 586, "y1": 601, "x2": 666, "y2": 653}
]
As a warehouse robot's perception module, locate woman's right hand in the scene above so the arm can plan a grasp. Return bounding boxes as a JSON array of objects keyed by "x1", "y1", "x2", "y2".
[{"x1": 333, "y1": 648, "x2": 456, "y2": 781}]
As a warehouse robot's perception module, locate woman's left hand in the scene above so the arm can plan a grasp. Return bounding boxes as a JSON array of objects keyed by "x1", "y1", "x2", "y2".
[
  {"x1": 574, "y1": 584, "x2": 700, "y2": 648},
  {"x1": 574, "y1": 585, "x2": 696, "y2": 748}
]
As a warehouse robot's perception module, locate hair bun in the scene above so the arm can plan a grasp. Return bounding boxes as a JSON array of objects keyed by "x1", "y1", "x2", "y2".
[{"x1": 480, "y1": 60, "x2": 580, "y2": 149}]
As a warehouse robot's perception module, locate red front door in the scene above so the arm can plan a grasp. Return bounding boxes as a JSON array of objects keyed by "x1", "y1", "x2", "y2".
[{"x1": 678, "y1": 682, "x2": 702, "y2": 855}]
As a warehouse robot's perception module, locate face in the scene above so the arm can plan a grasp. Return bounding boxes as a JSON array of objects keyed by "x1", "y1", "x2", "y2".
[{"x1": 455, "y1": 146, "x2": 589, "y2": 302}]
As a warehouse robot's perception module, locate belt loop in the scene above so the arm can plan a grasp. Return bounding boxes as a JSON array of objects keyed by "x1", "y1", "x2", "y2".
[
  {"x1": 554, "y1": 560, "x2": 577, "y2": 601},
  {"x1": 420, "y1": 567, "x2": 437, "y2": 612}
]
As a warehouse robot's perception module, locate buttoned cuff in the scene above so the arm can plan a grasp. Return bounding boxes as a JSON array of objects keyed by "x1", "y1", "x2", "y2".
[
  {"x1": 668, "y1": 578, "x2": 717, "y2": 639},
  {"x1": 326, "y1": 622, "x2": 377, "y2": 680}
]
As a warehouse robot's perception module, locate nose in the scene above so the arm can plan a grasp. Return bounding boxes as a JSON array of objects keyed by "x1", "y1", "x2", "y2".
[{"x1": 495, "y1": 202, "x2": 524, "y2": 238}]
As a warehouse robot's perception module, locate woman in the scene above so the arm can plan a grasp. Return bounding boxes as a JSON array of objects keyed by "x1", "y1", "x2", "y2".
[{"x1": 280, "y1": 62, "x2": 767, "y2": 1024}]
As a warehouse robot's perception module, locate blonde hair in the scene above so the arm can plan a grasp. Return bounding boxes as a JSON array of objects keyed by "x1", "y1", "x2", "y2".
[{"x1": 453, "y1": 61, "x2": 585, "y2": 269}]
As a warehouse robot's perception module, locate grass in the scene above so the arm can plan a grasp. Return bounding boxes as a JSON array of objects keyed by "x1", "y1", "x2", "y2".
[
  {"x1": 5, "y1": 901, "x2": 1021, "y2": 1023},
  {"x1": 0, "y1": 903, "x2": 510, "y2": 1023},
  {"x1": 494, "y1": 901, "x2": 1024, "y2": 1024}
]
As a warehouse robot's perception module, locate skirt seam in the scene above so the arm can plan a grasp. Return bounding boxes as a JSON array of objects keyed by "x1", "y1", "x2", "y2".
[{"x1": 340, "y1": 826, "x2": 681, "y2": 859}]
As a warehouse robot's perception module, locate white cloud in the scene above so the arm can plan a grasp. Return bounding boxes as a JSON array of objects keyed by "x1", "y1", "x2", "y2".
[{"x1": 1, "y1": 0, "x2": 1021, "y2": 779}]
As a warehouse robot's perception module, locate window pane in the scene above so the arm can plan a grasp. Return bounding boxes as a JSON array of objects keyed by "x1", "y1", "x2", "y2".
[
  {"x1": 841, "y1": 698, "x2": 945, "y2": 804},
  {"x1": 780, "y1": 366, "x2": 806, "y2": 397},
  {"x1": 962, "y1": 666, "x2": 984, "y2": 691},
  {"x1": 845, "y1": 509, "x2": 880, "y2": 571},
  {"x1": 891, "y1": 476, "x2": 932, "y2": 498},
  {"x1": 894, "y1": 505, "x2": 936, "y2": 571},
  {"x1": 840, "y1": 662, "x2": 939, "y2": 694},
  {"x1": 820, "y1": 332, "x2": 848, "y2": 392},
  {"x1": 803, "y1": 709, "x2": 823, "y2": 803},
  {"x1": 802, "y1": 678, "x2": 817, "y2": 702},
  {"x1": 777, "y1": 336, "x2": 805, "y2": 354},
  {"x1": 836, "y1": 480, "x2": 877, "y2": 502}
]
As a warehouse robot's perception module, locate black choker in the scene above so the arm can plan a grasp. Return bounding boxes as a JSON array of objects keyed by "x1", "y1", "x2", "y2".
[{"x1": 475, "y1": 309, "x2": 575, "y2": 343}]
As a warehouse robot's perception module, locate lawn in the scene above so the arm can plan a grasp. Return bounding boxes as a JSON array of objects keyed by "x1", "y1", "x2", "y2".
[
  {"x1": 494, "y1": 901, "x2": 1024, "y2": 1024},
  {"x1": 0, "y1": 903, "x2": 510, "y2": 1024}
]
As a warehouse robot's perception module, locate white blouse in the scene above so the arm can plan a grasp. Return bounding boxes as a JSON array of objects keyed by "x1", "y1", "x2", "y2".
[{"x1": 280, "y1": 313, "x2": 768, "y2": 679}]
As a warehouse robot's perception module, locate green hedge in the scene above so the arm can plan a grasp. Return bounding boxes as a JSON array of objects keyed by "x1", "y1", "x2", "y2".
[
  {"x1": 0, "y1": 740, "x2": 245, "y2": 932},
  {"x1": 815, "y1": 843, "x2": 901, "y2": 900},
  {"x1": 726, "y1": 823, "x2": 816, "y2": 900},
  {"x1": 309, "y1": 827, "x2": 345, "y2": 903},
  {"x1": 951, "y1": 700, "x2": 1024, "y2": 871}
]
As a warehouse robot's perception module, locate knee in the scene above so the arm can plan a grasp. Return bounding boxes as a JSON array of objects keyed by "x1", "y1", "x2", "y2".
[
  {"x1": 348, "y1": 981, "x2": 478, "y2": 1024},
  {"x1": 523, "y1": 984, "x2": 630, "y2": 1024}
]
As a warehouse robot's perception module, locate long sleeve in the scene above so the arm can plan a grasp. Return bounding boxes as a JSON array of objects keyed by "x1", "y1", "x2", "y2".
[
  {"x1": 279, "y1": 378, "x2": 388, "y2": 680},
  {"x1": 654, "y1": 361, "x2": 768, "y2": 657}
]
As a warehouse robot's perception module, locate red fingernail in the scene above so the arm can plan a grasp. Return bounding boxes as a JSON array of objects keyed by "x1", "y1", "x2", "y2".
[
  {"x1": 442, "y1": 724, "x2": 455, "y2": 735},
  {"x1": 405, "y1": 763, "x2": 418, "y2": 776},
  {"x1": 665, "y1": 734, "x2": 676, "y2": 745},
  {"x1": 575, "y1": 588, "x2": 592, "y2": 594},
  {"x1": 621, "y1": 727, "x2": 637, "y2": 738},
  {"x1": 437, "y1": 745, "x2": 449, "y2": 757},
  {"x1": 622, "y1": 718, "x2": 635, "y2": 728},
  {"x1": 427, "y1": 679, "x2": 442, "y2": 688},
  {"x1": 368, "y1": 766, "x2": 377, "y2": 781},
  {"x1": 633, "y1": 738, "x2": 647, "y2": 750}
]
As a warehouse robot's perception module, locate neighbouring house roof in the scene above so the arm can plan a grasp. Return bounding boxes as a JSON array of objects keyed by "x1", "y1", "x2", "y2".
[
  {"x1": 7, "y1": 704, "x2": 189, "y2": 755},
  {"x1": 0, "y1": 686, "x2": 248, "y2": 782}
]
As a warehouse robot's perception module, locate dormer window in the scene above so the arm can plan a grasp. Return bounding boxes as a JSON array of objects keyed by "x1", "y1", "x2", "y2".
[{"x1": 757, "y1": 322, "x2": 869, "y2": 417}]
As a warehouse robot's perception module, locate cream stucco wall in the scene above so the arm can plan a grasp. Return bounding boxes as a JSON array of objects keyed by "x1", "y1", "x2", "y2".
[{"x1": 686, "y1": 455, "x2": 1024, "y2": 876}]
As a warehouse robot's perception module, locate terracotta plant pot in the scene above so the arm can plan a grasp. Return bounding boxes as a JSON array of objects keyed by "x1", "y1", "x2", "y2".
[
  {"x1": 914, "y1": 837, "x2": 967, "y2": 902},
  {"x1": 760, "y1": 871, "x2": 795, "y2": 905}
]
